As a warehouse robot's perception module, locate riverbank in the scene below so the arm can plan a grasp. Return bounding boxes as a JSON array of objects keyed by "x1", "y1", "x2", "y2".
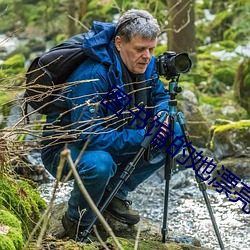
[{"x1": 39, "y1": 168, "x2": 250, "y2": 250}]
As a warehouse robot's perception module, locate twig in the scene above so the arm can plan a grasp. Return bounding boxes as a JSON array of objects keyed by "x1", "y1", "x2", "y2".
[
  {"x1": 134, "y1": 220, "x2": 142, "y2": 250},
  {"x1": 93, "y1": 225, "x2": 110, "y2": 250},
  {"x1": 22, "y1": 154, "x2": 65, "y2": 249},
  {"x1": 68, "y1": 14, "x2": 89, "y2": 31}
]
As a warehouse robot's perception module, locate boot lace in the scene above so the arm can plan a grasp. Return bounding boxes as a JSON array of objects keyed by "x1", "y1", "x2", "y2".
[{"x1": 123, "y1": 200, "x2": 132, "y2": 209}]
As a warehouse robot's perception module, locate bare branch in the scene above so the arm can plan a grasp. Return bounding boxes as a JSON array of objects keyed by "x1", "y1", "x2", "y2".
[{"x1": 63, "y1": 148, "x2": 124, "y2": 250}]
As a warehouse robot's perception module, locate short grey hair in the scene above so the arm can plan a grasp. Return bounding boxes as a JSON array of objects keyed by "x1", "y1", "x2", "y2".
[{"x1": 115, "y1": 9, "x2": 160, "y2": 43}]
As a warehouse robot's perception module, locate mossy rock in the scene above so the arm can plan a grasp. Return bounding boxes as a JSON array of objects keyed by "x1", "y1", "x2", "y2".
[
  {"x1": 215, "y1": 157, "x2": 250, "y2": 180},
  {"x1": 106, "y1": 237, "x2": 211, "y2": 250},
  {"x1": 0, "y1": 209, "x2": 24, "y2": 250},
  {"x1": 199, "y1": 92, "x2": 249, "y2": 122},
  {"x1": 28, "y1": 237, "x2": 211, "y2": 250},
  {"x1": 42, "y1": 202, "x2": 211, "y2": 250},
  {"x1": 209, "y1": 120, "x2": 250, "y2": 160},
  {"x1": 0, "y1": 174, "x2": 47, "y2": 239}
]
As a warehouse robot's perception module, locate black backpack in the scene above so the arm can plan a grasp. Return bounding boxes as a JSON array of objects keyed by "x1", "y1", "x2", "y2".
[{"x1": 24, "y1": 34, "x2": 87, "y2": 115}]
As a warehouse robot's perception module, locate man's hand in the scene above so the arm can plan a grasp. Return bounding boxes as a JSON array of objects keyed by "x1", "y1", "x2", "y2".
[{"x1": 155, "y1": 111, "x2": 169, "y2": 133}]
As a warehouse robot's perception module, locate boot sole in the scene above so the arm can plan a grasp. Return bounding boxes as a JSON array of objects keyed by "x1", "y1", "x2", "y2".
[{"x1": 105, "y1": 210, "x2": 140, "y2": 225}]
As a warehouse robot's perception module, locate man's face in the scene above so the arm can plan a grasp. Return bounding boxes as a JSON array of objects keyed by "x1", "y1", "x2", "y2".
[{"x1": 115, "y1": 35, "x2": 157, "y2": 74}]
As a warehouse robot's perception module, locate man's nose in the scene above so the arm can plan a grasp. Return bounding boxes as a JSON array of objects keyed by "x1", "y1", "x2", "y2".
[{"x1": 142, "y1": 49, "x2": 151, "y2": 59}]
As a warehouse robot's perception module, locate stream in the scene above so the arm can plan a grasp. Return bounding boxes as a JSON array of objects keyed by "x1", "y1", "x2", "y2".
[{"x1": 38, "y1": 167, "x2": 250, "y2": 250}]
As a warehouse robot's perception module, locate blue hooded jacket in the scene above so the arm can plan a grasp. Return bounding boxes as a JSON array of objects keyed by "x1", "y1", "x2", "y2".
[{"x1": 43, "y1": 21, "x2": 170, "y2": 156}]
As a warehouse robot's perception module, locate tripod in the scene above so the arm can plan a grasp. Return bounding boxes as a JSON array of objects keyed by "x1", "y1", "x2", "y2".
[
  {"x1": 82, "y1": 77, "x2": 225, "y2": 249},
  {"x1": 161, "y1": 76, "x2": 225, "y2": 249}
]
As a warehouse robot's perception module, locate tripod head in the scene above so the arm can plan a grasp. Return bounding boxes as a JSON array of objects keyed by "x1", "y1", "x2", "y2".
[{"x1": 168, "y1": 76, "x2": 182, "y2": 100}]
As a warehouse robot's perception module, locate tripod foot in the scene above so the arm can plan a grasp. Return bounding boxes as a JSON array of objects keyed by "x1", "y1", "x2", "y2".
[{"x1": 161, "y1": 227, "x2": 168, "y2": 243}]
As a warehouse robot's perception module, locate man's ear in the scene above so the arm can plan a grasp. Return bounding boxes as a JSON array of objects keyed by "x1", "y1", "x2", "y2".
[{"x1": 115, "y1": 36, "x2": 122, "y2": 51}]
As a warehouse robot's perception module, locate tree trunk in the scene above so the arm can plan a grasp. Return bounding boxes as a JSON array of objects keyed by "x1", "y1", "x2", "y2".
[
  {"x1": 67, "y1": 0, "x2": 77, "y2": 36},
  {"x1": 78, "y1": 0, "x2": 88, "y2": 20},
  {"x1": 167, "y1": 0, "x2": 196, "y2": 62}
]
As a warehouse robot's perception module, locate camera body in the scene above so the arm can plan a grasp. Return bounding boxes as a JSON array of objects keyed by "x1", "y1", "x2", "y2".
[{"x1": 156, "y1": 51, "x2": 192, "y2": 79}]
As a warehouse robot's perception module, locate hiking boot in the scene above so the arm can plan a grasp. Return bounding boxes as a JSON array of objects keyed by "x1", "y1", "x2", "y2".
[
  {"x1": 105, "y1": 196, "x2": 140, "y2": 225},
  {"x1": 61, "y1": 213, "x2": 97, "y2": 243}
]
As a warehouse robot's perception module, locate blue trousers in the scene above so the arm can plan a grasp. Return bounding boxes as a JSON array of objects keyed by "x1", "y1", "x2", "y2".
[{"x1": 41, "y1": 123, "x2": 183, "y2": 226}]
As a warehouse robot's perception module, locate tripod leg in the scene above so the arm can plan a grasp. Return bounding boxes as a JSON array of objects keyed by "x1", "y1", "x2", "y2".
[
  {"x1": 162, "y1": 114, "x2": 175, "y2": 243},
  {"x1": 177, "y1": 112, "x2": 225, "y2": 250}
]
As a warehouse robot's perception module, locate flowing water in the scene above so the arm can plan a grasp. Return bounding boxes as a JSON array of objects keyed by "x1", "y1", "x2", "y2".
[{"x1": 38, "y1": 168, "x2": 250, "y2": 250}]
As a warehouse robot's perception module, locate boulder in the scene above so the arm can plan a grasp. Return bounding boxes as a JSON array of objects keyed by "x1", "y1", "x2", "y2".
[
  {"x1": 42, "y1": 201, "x2": 212, "y2": 250},
  {"x1": 175, "y1": 82, "x2": 211, "y2": 148},
  {"x1": 215, "y1": 157, "x2": 250, "y2": 180},
  {"x1": 209, "y1": 119, "x2": 250, "y2": 160}
]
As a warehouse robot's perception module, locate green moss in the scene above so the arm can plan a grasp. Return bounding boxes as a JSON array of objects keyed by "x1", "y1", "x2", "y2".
[
  {"x1": 217, "y1": 40, "x2": 237, "y2": 51},
  {"x1": 209, "y1": 120, "x2": 250, "y2": 150},
  {"x1": 0, "y1": 235, "x2": 16, "y2": 250},
  {"x1": 0, "y1": 209, "x2": 21, "y2": 229},
  {"x1": 199, "y1": 95, "x2": 224, "y2": 107},
  {"x1": 1, "y1": 54, "x2": 25, "y2": 69},
  {"x1": 105, "y1": 237, "x2": 208, "y2": 250},
  {"x1": 0, "y1": 209, "x2": 24, "y2": 249},
  {"x1": 213, "y1": 120, "x2": 250, "y2": 133},
  {"x1": 7, "y1": 228, "x2": 24, "y2": 249},
  {"x1": 0, "y1": 54, "x2": 26, "y2": 87},
  {"x1": 198, "y1": 90, "x2": 249, "y2": 122},
  {"x1": 84, "y1": 243, "x2": 100, "y2": 250},
  {"x1": 213, "y1": 67, "x2": 235, "y2": 86},
  {"x1": 0, "y1": 175, "x2": 47, "y2": 239}
]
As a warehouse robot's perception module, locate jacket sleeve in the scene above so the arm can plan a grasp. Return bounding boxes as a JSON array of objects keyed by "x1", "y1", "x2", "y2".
[{"x1": 65, "y1": 61, "x2": 146, "y2": 156}]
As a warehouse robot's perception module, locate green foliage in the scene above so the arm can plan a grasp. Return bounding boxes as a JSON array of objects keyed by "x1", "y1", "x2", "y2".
[
  {"x1": 1, "y1": 54, "x2": 25, "y2": 69},
  {"x1": 0, "y1": 235, "x2": 16, "y2": 250},
  {"x1": 196, "y1": 0, "x2": 250, "y2": 47},
  {"x1": 0, "y1": 91, "x2": 16, "y2": 109},
  {"x1": 55, "y1": 33, "x2": 69, "y2": 45},
  {"x1": 0, "y1": 209, "x2": 24, "y2": 250},
  {"x1": 213, "y1": 67, "x2": 235, "y2": 86},
  {"x1": 234, "y1": 57, "x2": 250, "y2": 115},
  {"x1": 154, "y1": 44, "x2": 167, "y2": 57},
  {"x1": 199, "y1": 91, "x2": 248, "y2": 121},
  {"x1": 0, "y1": 175, "x2": 47, "y2": 239},
  {"x1": 192, "y1": 40, "x2": 241, "y2": 95},
  {"x1": 199, "y1": 95, "x2": 224, "y2": 107},
  {"x1": 208, "y1": 10, "x2": 234, "y2": 42},
  {"x1": 0, "y1": 54, "x2": 26, "y2": 85}
]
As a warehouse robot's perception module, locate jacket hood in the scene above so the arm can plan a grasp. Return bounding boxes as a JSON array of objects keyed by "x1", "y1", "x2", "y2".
[{"x1": 82, "y1": 21, "x2": 116, "y2": 65}]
